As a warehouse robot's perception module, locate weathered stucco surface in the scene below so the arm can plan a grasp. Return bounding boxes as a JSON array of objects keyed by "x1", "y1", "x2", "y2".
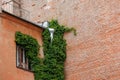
[{"x1": 0, "y1": 13, "x2": 43, "y2": 80}]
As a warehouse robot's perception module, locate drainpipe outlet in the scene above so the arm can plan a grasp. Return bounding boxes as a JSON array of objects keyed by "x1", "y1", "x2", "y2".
[{"x1": 48, "y1": 28, "x2": 54, "y2": 43}]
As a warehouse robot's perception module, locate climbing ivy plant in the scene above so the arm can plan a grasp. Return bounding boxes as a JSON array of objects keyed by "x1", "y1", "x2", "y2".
[
  {"x1": 15, "y1": 31, "x2": 41, "y2": 72},
  {"x1": 15, "y1": 20, "x2": 76, "y2": 80},
  {"x1": 41, "y1": 20, "x2": 76, "y2": 80}
]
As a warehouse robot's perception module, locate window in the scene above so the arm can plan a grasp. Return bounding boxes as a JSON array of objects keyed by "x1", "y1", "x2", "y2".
[
  {"x1": 2, "y1": 0, "x2": 30, "y2": 19},
  {"x1": 16, "y1": 45, "x2": 30, "y2": 70},
  {"x1": 2, "y1": 0, "x2": 22, "y2": 17},
  {"x1": 13, "y1": 0, "x2": 22, "y2": 17},
  {"x1": 2, "y1": 0, "x2": 13, "y2": 13}
]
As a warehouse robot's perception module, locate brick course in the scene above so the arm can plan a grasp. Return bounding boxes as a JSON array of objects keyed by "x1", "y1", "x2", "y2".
[
  {"x1": 0, "y1": 0, "x2": 120, "y2": 80},
  {"x1": 22, "y1": 0, "x2": 120, "y2": 80}
]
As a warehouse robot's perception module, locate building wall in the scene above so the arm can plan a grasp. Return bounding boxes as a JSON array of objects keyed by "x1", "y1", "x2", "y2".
[
  {"x1": 0, "y1": 0, "x2": 119, "y2": 80},
  {"x1": 22, "y1": 0, "x2": 120, "y2": 80},
  {"x1": 0, "y1": 0, "x2": 1, "y2": 13},
  {"x1": 0, "y1": 12, "x2": 43, "y2": 80}
]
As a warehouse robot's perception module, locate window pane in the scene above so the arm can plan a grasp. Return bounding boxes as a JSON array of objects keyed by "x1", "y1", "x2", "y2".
[{"x1": 16, "y1": 45, "x2": 30, "y2": 70}]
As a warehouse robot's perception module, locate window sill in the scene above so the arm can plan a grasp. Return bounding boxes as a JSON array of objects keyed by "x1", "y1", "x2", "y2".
[{"x1": 16, "y1": 66, "x2": 33, "y2": 73}]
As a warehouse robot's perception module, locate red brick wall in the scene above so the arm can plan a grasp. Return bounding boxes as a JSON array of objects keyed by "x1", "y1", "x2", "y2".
[
  {"x1": 8, "y1": 0, "x2": 120, "y2": 79},
  {"x1": 24, "y1": 0, "x2": 120, "y2": 80},
  {"x1": 0, "y1": 13, "x2": 43, "y2": 80},
  {"x1": 63, "y1": 1, "x2": 120, "y2": 79}
]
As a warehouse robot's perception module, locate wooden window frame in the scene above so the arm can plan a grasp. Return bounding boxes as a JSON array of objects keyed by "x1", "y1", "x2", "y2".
[{"x1": 16, "y1": 45, "x2": 32, "y2": 72}]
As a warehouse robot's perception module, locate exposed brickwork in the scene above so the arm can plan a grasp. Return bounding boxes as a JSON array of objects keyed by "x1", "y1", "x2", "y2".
[
  {"x1": 0, "y1": 12, "x2": 43, "y2": 80},
  {"x1": 0, "y1": 0, "x2": 120, "y2": 80},
  {"x1": 21, "y1": 0, "x2": 120, "y2": 80}
]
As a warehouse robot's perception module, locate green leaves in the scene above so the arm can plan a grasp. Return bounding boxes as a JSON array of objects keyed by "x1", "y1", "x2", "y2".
[
  {"x1": 41, "y1": 20, "x2": 74, "y2": 80},
  {"x1": 15, "y1": 19, "x2": 75, "y2": 80},
  {"x1": 15, "y1": 31, "x2": 40, "y2": 71}
]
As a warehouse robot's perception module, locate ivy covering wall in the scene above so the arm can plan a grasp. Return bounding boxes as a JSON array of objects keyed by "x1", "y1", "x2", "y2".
[
  {"x1": 40, "y1": 20, "x2": 76, "y2": 80},
  {"x1": 15, "y1": 31, "x2": 41, "y2": 72},
  {"x1": 15, "y1": 20, "x2": 76, "y2": 80}
]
